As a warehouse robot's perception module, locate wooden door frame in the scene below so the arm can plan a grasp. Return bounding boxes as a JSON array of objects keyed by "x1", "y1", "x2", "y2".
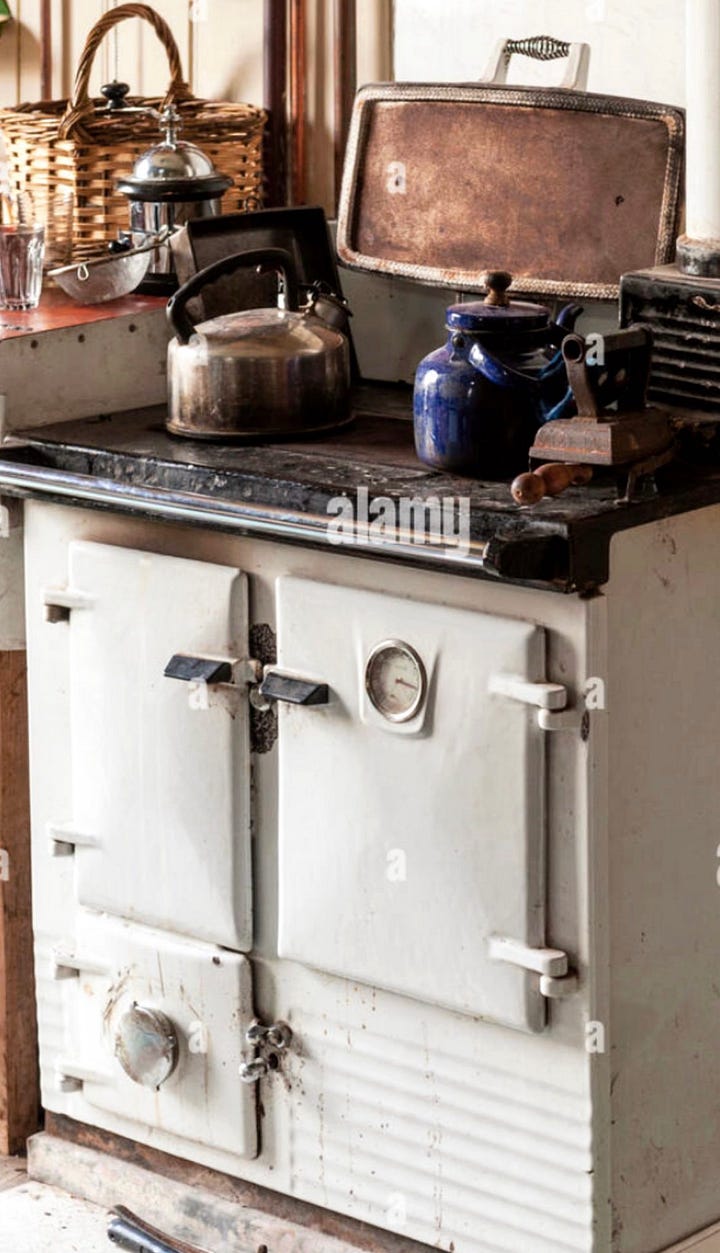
[{"x1": 0, "y1": 649, "x2": 39, "y2": 1156}]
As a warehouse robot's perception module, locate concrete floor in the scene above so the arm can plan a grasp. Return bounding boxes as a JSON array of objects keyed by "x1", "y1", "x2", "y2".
[{"x1": 0, "y1": 1160, "x2": 110, "y2": 1253}]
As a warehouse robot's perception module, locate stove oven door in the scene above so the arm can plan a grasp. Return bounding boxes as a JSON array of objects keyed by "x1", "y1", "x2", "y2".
[
  {"x1": 54, "y1": 541, "x2": 251, "y2": 950},
  {"x1": 57, "y1": 912, "x2": 259, "y2": 1159},
  {"x1": 275, "y1": 576, "x2": 560, "y2": 1034}
]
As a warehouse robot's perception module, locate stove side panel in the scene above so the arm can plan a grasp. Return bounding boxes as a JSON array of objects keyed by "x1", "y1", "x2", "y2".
[{"x1": 607, "y1": 504, "x2": 720, "y2": 1253}]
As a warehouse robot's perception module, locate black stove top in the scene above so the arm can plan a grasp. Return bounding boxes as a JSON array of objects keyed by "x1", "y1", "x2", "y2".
[{"x1": 2, "y1": 382, "x2": 720, "y2": 592}]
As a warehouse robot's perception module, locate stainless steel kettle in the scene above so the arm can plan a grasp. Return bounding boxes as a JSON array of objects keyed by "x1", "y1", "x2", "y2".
[{"x1": 166, "y1": 248, "x2": 352, "y2": 441}]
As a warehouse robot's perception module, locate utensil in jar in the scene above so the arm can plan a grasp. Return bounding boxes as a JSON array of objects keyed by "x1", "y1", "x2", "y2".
[{"x1": 166, "y1": 247, "x2": 352, "y2": 441}]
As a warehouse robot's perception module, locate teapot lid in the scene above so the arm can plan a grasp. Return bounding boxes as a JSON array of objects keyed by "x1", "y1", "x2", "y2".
[{"x1": 446, "y1": 271, "x2": 550, "y2": 334}]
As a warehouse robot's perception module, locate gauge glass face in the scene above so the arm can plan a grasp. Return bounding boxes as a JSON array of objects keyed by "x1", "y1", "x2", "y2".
[{"x1": 365, "y1": 641, "x2": 426, "y2": 722}]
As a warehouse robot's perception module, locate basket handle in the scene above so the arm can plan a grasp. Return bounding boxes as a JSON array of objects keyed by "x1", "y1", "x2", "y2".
[{"x1": 59, "y1": 3, "x2": 192, "y2": 141}]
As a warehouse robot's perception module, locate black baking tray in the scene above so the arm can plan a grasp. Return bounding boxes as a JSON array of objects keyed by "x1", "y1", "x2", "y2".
[{"x1": 170, "y1": 205, "x2": 357, "y2": 374}]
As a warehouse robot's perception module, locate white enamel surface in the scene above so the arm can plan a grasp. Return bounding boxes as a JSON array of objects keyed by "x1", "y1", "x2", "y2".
[
  {"x1": 684, "y1": 0, "x2": 720, "y2": 240},
  {"x1": 58, "y1": 912, "x2": 258, "y2": 1159},
  {"x1": 65, "y1": 541, "x2": 251, "y2": 948},
  {"x1": 275, "y1": 576, "x2": 547, "y2": 1032},
  {"x1": 606, "y1": 508, "x2": 720, "y2": 1251},
  {"x1": 25, "y1": 502, "x2": 598, "y2": 1252}
]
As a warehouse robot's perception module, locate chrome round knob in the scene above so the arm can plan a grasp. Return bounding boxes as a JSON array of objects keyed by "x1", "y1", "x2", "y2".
[{"x1": 114, "y1": 1004, "x2": 179, "y2": 1089}]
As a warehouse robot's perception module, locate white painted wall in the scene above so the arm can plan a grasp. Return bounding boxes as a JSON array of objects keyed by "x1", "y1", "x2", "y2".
[{"x1": 393, "y1": 0, "x2": 686, "y2": 106}]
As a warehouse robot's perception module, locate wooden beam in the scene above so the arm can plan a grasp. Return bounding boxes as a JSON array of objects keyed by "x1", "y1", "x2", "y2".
[
  {"x1": 40, "y1": 0, "x2": 52, "y2": 101},
  {"x1": 0, "y1": 651, "x2": 39, "y2": 1156},
  {"x1": 333, "y1": 0, "x2": 357, "y2": 210},
  {"x1": 289, "y1": 0, "x2": 306, "y2": 205},
  {"x1": 263, "y1": 0, "x2": 288, "y2": 207}
]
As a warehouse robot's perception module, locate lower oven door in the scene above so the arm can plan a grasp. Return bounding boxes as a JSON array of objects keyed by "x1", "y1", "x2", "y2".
[
  {"x1": 56, "y1": 911, "x2": 259, "y2": 1159},
  {"x1": 54, "y1": 540, "x2": 251, "y2": 949},
  {"x1": 275, "y1": 576, "x2": 561, "y2": 1034}
]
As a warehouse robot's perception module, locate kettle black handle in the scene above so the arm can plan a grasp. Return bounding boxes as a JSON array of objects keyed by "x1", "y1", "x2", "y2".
[{"x1": 167, "y1": 247, "x2": 300, "y2": 345}]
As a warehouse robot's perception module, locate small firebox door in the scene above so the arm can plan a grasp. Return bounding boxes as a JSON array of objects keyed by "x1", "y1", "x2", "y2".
[{"x1": 57, "y1": 912, "x2": 259, "y2": 1160}]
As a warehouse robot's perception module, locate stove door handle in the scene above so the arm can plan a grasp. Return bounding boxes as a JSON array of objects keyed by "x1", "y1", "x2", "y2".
[
  {"x1": 164, "y1": 654, "x2": 234, "y2": 686},
  {"x1": 259, "y1": 670, "x2": 329, "y2": 706}
]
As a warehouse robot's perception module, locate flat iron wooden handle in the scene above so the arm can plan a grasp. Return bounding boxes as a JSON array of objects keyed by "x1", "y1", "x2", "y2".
[{"x1": 511, "y1": 462, "x2": 593, "y2": 506}]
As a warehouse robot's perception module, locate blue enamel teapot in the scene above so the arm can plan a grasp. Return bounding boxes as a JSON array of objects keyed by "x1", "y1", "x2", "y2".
[{"x1": 413, "y1": 271, "x2": 580, "y2": 479}]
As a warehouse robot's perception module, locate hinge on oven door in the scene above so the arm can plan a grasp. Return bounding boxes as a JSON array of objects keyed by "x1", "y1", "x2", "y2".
[
  {"x1": 50, "y1": 946, "x2": 111, "y2": 981},
  {"x1": 488, "y1": 936, "x2": 578, "y2": 999},
  {"x1": 43, "y1": 587, "x2": 95, "y2": 623},
  {"x1": 47, "y1": 820, "x2": 99, "y2": 858},
  {"x1": 488, "y1": 673, "x2": 582, "y2": 731}
]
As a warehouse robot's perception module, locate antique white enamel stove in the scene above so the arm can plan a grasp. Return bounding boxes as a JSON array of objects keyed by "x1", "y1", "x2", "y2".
[
  {"x1": 10, "y1": 35, "x2": 720, "y2": 1249},
  {"x1": 19, "y1": 480, "x2": 720, "y2": 1253}
]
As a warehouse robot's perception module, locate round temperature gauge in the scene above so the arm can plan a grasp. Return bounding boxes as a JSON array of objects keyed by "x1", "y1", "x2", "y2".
[{"x1": 365, "y1": 640, "x2": 427, "y2": 723}]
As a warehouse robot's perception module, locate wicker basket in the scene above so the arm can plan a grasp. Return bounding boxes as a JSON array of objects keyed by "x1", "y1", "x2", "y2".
[{"x1": 0, "y1": 3, "x2": 265, "y2": 261}]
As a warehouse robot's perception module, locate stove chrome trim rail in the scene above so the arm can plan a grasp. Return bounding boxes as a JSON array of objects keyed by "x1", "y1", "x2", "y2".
[{"x1": 0, "y1": 455, "x2": 497, "y2": 574}]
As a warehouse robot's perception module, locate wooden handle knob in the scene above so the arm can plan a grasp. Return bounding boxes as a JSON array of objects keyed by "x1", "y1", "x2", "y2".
[
  {"x1": 483, "y1": 270, "x2": 513, "y2": 307},
  {"x1": 511, "y1": 462, "x2": 593, "y2": 505}
]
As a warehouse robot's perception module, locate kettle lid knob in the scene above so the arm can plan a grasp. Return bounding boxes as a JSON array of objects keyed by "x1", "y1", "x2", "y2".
[{"x1": 483, "y1": 270, "x2": 513, "y2": 307}]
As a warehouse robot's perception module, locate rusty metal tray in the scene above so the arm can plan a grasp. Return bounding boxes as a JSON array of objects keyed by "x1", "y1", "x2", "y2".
[{"x1": 336, "y1": 83, "x2": 684, "y2": 300}]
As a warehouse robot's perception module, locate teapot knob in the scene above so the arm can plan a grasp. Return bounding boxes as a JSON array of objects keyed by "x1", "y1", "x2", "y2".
[{"x1": 483, "y1": 270, "x2": 513, "y2": 307}]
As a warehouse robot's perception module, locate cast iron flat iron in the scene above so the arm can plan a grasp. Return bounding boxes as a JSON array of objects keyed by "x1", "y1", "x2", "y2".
[{"x1": 516, "y1": 326, "x2": 676, "y2": 504}]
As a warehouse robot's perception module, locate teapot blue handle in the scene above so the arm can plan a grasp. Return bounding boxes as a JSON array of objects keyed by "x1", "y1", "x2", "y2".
[
  {"x1": 466, "y1": 337, "x2": 570, "y2": 395},
  {"x1": 467, "y1": 341, "x2": 541, "y2": 391},
  {"x1": 467, "y1": 301, "x2": 583, "y2": 390}
]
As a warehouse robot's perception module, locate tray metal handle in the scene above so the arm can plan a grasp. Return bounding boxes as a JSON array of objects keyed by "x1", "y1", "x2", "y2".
[{"x1": 483, "y1": 35, "x2": 590, "y2": 90}]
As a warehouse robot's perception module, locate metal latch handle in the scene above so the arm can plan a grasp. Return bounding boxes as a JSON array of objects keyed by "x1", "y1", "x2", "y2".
[
  {"x1": 164, "y1": 654, "x2": 233, "y2": 685},
  {"x1": 259, "y1": 670, "x2": 329, "y2": 706},
  {"x1": 483, "y1": 35, "x2": 590, "y2": 90},
  {"x1": 488, "y1": 936, "x2": 578, "y2": 1000}
]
